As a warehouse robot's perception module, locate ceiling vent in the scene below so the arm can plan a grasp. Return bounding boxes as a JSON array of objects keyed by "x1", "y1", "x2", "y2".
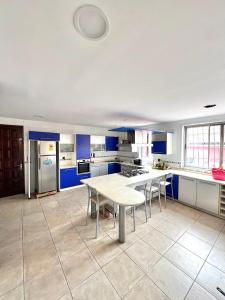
[{"x1": 73, "y1": 5, "x2": 109, "y2": 40}]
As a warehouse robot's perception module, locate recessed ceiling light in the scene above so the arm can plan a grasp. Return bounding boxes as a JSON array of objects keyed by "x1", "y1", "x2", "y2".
[
  {"x1": 204, "y1": 104, "x2": 216, "y2": 108},
  {"x1": 73, "y1": 5, "x2": 109, "y2": 40}
]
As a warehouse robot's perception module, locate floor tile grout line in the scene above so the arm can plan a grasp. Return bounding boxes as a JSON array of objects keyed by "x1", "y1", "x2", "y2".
[{"x1": 38, "y1": 197, "x2": 74, "y2": 300}]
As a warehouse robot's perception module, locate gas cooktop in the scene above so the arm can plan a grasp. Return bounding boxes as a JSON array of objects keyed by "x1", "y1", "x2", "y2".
[{"x1": 119, "y1": 169, "x2": 149, "y2": 178}]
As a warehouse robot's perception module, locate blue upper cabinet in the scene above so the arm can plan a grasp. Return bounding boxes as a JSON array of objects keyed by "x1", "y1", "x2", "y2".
[
  {"x1": 105, "y1": 136, "x2": 119, "y2": 151},
  {"x1": 151, "y1": 132, "x2": 172, "y2": 155},
  {"x1": 152, "y1": 141, "x2": 167, "y2": 154},
  {"x1": 76, "y1": 134, "x2": 90, "y2": 160}
]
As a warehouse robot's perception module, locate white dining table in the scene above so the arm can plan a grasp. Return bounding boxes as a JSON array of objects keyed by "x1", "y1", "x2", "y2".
[{"x1": 81, "y1": 171, "x2": 170, "y2": 242}]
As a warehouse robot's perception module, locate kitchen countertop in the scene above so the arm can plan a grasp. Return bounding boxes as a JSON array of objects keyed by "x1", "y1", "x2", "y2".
[{"x1": 60, "y1": 165, "x2": 76, "y2": 169}]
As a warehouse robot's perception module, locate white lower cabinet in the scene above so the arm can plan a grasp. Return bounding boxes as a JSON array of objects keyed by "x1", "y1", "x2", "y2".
[
  {"x1": 179, "y1": 176, "x2": 197, "y2": 206},
  {"x1": 196, "y1": 180, "x2": 219, "y2": 214},
  {"x1": 90, "y1": 164, "x2": 108, "y2": 177}
]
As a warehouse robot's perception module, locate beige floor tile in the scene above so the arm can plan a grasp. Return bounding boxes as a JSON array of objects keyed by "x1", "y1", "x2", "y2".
[
  {"x1": 198, "y1": 214, "x2": 225, "y2": 231},
  {"x1": 58, "y1": 293, "x2": 72, "y2": 300},
  {"x1": 197, "y1": 262, "x2": 225, "y2": 299},
  {"x1": 207, "y1": 247, "x2": 225, "y2": 273},
  {"x1": 188, "y1": 222, "x2": 220, "y2": 245},
  {"x1": 24, "y1": 238, "x2": 59, "y2": 281},
  {"x1": 44, "y1": 208, "x2": 71, "y2": 231},
  {"x1": 25, "y1": 264, "x2": 69, "y2": 300},
  {"x1": 186, "y1": 283, "x2": 217, "y2": 300},
  {"x1": 124, "y1": 276, "x2": 169, "y2": 300},
  {"x1": 23, "y1": 212, "x2": 49, "y2": 243},
  {"x1": 154, "y1": 219, "x2": 186, "y2": 241},
  {"x1": 215, "y1": 227, "x2": 225, "y2": 251},
  {"x1": 22, "y1": 199, "x2": 42, "y2": 216},
  {"x1": 88, "y1": 235, "x2": 122, "y2": 267},
  {"x1": 52, "y1": 223, "x2": 86, "y2": 261},
  {"x1": 164, "y1": 243, "x2": 204, "y2": 279},
  {"x1": 0, "y1": 284, "x2": 24, "y2": 300},
  {"x1": 102, "y1": 252, "x2": 144, "y2": 297},
  {"x1": 148, "y1": 257, "x2": 193, "y2": 300},
  {"x1": 0, "y1": 258, "x2": 23, "y2": 297},
  {"x1": 62, "y1": 247, "x2": 99, "y2": 290},
  {"x1": 0, "y1": 222, "x2": 22, "y2": 248},
  {"x1": 178, "y1": 232, "x2": 212, "y2": 259},
  {"x1": 125, "y1": 239, "x2": 161, "y2": 273},
  {"x1": 72, "y1": 270, "x2": 120, "y2": 300},
  {"x1": 0, "y1": 241, "x2": 22, "y2": 265},
  {"x1": 142, "y1": 228, "x2": 174, "y2": 254},
  {"x1": 75, "y1": 222, "x2": 107, "y2": 242}
]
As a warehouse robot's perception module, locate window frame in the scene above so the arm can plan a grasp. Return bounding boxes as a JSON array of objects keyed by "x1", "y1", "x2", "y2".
[{"x1": 184, "y1": 122, "x2": 225, "y2": 171}]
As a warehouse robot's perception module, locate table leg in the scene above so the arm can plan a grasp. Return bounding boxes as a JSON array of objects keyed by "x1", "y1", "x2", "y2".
[
  {"x1": 91, "y1": 201, "x2": 96, "y2": 218},
  {"x1": 119, "y1": 205, "x2": 126, "y2": 243}
]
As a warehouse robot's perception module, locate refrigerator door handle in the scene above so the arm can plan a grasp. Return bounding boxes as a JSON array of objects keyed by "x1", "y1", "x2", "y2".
[{"x1": 38, "y1": 158, "x2": 41, "y2": 170}]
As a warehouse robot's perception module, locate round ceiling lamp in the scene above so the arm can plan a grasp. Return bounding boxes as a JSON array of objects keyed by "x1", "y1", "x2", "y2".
[{"x1": 73, "y1": 5, "x2": 109, "y2": 40}]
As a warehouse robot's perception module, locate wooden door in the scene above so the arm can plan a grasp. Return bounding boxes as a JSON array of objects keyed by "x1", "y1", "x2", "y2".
[{"x1": 0, "y1": 125, "x2": 24, "y2": 197}]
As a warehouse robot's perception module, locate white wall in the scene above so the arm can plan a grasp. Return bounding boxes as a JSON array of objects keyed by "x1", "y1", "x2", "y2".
[
  {"x1": 146, "y1": 114, "x2": 225, "y2": 166},
  {"x1": 0, "y1": 117, "x2": 124, "y2": 194}
]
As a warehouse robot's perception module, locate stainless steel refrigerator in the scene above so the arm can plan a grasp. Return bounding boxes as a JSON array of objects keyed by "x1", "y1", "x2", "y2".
[{"x1": 36, "y1": 141, "x2": 57, "y2": 193}]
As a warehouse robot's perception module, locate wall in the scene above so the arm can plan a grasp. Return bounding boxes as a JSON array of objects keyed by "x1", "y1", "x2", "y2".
[
  {"x1": 146, "y1": 114, "x2": 225, "y2": 166},
  {"x1": 0, "y1": 117, "x2": 124, "y2": 194}
]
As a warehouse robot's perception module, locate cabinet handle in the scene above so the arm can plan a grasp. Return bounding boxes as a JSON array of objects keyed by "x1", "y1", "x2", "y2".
[
  {"x1": 198, "y1": 180, "x2": 217, "y2": 186},
  {"x1": 181, "y1": 176, "x2": 195, "y2": 181}
]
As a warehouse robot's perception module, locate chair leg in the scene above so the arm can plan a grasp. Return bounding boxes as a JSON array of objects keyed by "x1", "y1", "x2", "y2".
[
  {"x1": 96, "y1": 202, "x2": 99, "y2": 239},
  {"x1": 133, "y1": 206, "x2": 136, "y2": 232},
  {"x1": 86, "y1": 193, "x2": 91, "y2": 225},
  {"x1": 144, "y1": 196, "x2": 148, "y2": 222},
  {"x1": 113, "y1": 202, "x2": 116, "y2": 228},
  {"x1": 164, "y1": 185, "x2": 167, "y2": 208},
  {"x1": 149, "y1": 192, "x2": 152, "y2": 218},
  {"x1": 159, "y1": 187, "x2": 162, "y2": 212}
]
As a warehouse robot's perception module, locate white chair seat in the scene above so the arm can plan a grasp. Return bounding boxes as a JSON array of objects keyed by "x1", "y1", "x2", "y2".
[
  {"x1": 90, "y1": 194, "x2": 109, "y2": 204},
  {"x1": 146, "y1": 185, "x2": 159, "y2": 193},
  {"x1": 160, "y1": 181, "x2": 171, "y2": 186}
]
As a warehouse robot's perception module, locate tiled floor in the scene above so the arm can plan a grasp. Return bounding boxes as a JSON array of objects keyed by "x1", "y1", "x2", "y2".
[{"x1": 0, "y1": 187, "x2": 225, "y2": 300}]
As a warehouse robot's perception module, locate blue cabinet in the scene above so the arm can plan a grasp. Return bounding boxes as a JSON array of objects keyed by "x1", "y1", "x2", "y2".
[
  {"x1": 108, "y1": 163, "x2": 121, "y2": 174},
  {"x1": 60, "y1": 168, "x2": 77, "y2": 189},
  {"x1": 76, "y1": 173, "x2": 90, "y2": 185},
  {"x1": 60, "y1": 167, "x2": 90, "y2": 189},
  {"x1": 166, "y1": 175, "x2": 179, "y2": 200},
  {"x1": 76, "y1": 134, "x2": 90, "y2": 159},
  {"x1": 152, "y1": 141, "x2": 167, "y2": 154},
  {"x1": 105, "y1": 136, "x2": 119, "y2": 151}
]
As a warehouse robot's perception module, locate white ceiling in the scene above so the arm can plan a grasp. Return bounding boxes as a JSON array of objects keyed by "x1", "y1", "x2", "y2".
[{"x1": 0, "y1": 0, "x2": 225, "y2": 127}]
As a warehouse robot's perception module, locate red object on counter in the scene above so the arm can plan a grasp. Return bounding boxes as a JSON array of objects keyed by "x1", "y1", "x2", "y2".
[{"x1": 212, "y1": 168, "x2": 225, "y2": 181}]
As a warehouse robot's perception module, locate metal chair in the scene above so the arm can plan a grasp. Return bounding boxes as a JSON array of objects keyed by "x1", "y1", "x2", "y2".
[
  {"x1": 145, "y1": 179, "x2": 162, "y2": 218},
  {"x1": 86, "y1": 187, "x2": 116, "y2": 238},
  {"x1": 160, "y1": 174, "x2": 174, "y2": 208}
]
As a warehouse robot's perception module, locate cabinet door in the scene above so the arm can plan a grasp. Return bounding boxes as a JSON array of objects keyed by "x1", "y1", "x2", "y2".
[
  {"x1": 166, "y1": 175, "x2": 179, "y2": 200},
  {"x1": 114, "y1": 163, "x2": 121, "y2": 173},
  {"x1": 152, "y1": 141, "x2": 167, "y2": 154},
  {"x1": 105, "y1": 136, "x2": 118, "y2": 151},
  {"x1": 108, "y1": 163, "x2": 115, "y2": 174},
  {"x1": 90, "y1": 166, "x2": 100, "y2": 177},
  {"x1": 60, "y1": 168, "x2": 77, "y2": 189},
  {"x1": 76, "y1": 173, "x2": 90, "y2": 185},
  {"x1": 196, "y1": 180, "x2": 219, "y2": 214},
  {"x1": 179, "y1": 176, "x2": 197, "y2": 206},
  {"x1": 76, "y1": 134, "x2": 90, "y2": 160},
  {"x1": 99, "y1": 165, "x2": 108, "y2": 176}
]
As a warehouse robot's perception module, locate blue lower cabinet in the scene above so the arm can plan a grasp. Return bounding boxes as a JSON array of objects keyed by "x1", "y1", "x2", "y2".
[
  {"x1": 166, "y1": 175, "x2": 179, "y2": 200},
  {"x1": 60, "y1": 168, "x2": 77, "y2": 189},
  {"x1": 152, "y1": 141, "x2": 167, "y2": 154},
  {"x1": 76, "y1": 173, "x2": 90, "y2": 185},
  {"x1": 108, "y1": 163, "x2": 121, "y2": 174}
]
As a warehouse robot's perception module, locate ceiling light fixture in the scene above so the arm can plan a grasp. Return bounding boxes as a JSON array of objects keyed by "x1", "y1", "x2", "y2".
[
  {"x1": 73, "y1": 5, "x2": 109, "y2": 40},
  {"x1": 204, "y1": 104, "x2": 216, "y2": 108}
]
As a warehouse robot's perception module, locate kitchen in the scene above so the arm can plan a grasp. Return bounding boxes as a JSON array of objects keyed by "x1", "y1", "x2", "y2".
[{"x1": 1, "y1": 1, "x2": 225, "y2": 300}]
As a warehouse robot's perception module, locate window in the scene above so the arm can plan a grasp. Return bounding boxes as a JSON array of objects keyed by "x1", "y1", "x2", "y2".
[{"x1": 184, "y1": 123, "x2": 224, "y2": 171}]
